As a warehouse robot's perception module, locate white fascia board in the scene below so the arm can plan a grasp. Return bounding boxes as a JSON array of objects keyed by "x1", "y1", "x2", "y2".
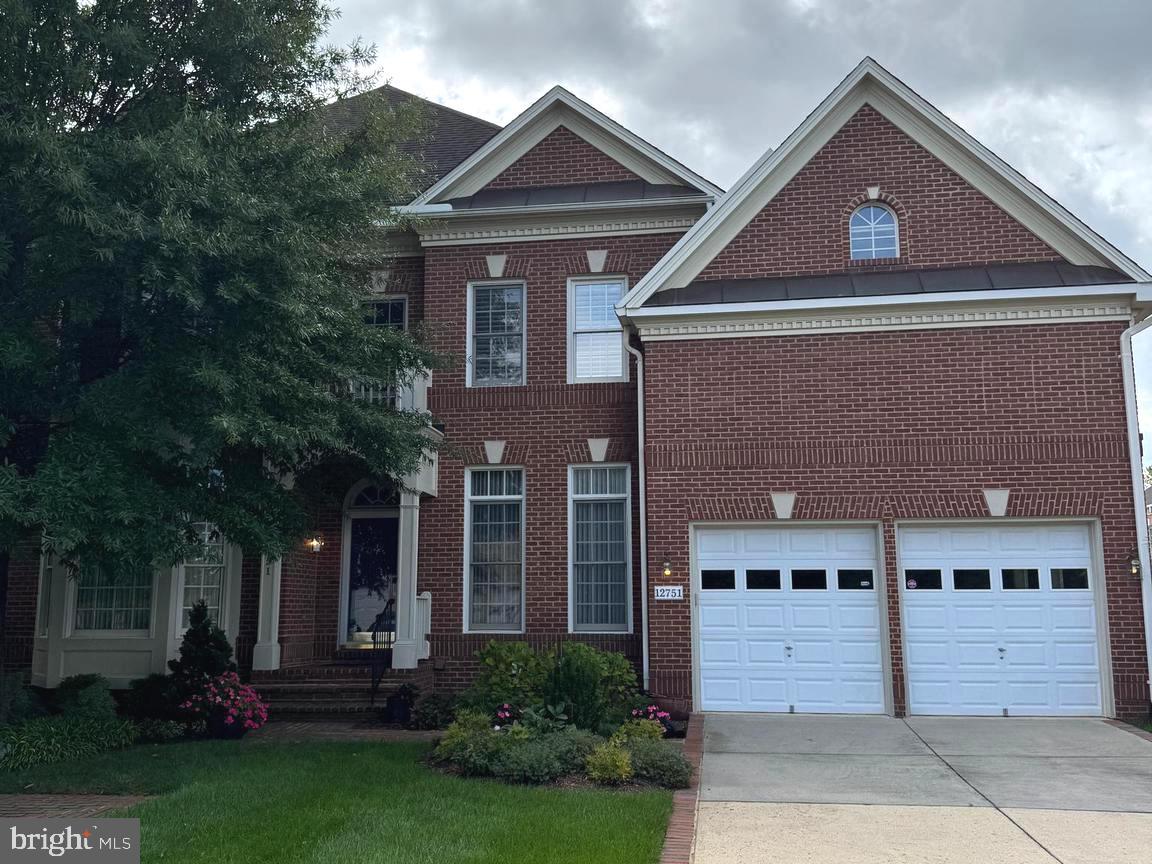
[
  {"x1": 619, "y1": 57, "x2": 1150, "y2": 313},
  {"x1": 622, "y1": 282, "x2": 1152, "y2": 323},
  {"x1": 412, "y1": 86, "x2": 722, "y2": 205},
  {"x1": 404, "y1": 195, "x2": 710, "y2": 221}
]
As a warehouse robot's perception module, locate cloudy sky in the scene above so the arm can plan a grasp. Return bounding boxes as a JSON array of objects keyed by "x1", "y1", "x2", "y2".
[{"x1": 330, "y1": 0, "x2": 1152, "y2": 470}]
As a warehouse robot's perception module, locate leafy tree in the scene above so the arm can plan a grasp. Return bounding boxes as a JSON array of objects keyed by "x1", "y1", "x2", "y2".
[{"x1": 0, "y1": 0, "x2": 439, "y2": 573}]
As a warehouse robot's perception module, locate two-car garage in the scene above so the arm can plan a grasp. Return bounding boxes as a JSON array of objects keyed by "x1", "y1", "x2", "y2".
[{"x1": 695, "y1": 523, "x2": 1106, "y2": 717}]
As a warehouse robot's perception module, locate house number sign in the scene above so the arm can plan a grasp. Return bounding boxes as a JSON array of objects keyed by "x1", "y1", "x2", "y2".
[{"x1": 654, "y1": 585, "x2": 684, "y2": 600}]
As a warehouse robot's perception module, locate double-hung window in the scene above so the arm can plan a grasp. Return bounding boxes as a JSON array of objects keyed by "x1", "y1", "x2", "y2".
[
  {"x1": 180, "y1": 521, "x2": 226, "y2": 627},
  {"x1": 365, "y1": 297, "x2": 408, "y2": 330},
  {"x1": 569, "y1": 465, "x2": 631, "y2": 632},
  {"x1": 469, "y1": 283, "x2": 525, "y2": 386},
  {"x1": 466, "y1": 468, "x2": 525, "y2": 631},
  {"x1": 568, "y1": 277, "x2": 627, "y2": 382},
  {"x1": 73, "y1": 566, "x2": 153, "y2": 633}
]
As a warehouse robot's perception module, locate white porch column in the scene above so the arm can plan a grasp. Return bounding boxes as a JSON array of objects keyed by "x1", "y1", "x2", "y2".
[
  {"x1": 251, "y1": 555, "x2": 282, "y2": 671},
  {"x1": 391, "y1": 491, "x2": 422, "y2": 669}
]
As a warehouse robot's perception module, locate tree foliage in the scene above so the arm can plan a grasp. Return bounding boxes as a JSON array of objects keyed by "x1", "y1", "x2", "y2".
[{"x1": 0, "y1": 0, "x2": 440, "y2": 571}]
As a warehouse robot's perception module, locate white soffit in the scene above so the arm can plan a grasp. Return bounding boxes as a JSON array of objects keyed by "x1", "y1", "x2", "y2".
[
  {"x1": 412, "y1": 86, "x2": 722, "y2": 205},
  {"x1": 619, "y1": 57, "x2": 1150, "y2": 312}
]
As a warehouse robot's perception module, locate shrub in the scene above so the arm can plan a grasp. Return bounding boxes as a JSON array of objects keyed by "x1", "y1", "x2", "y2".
[
  {"x1": 180, "y1": 672, "x2": 268, "y2": 734},
  {"x1": 410, "y1": 693, "x2": 456, "y2": 730},
  {"x1": 56, "y1": 674, "x2": 117, "y2": 720},
  {"x1": 585, "y1": 741, "x2": 633, "y2": 785},
  {"x1": 168, "y1": 601, "x2": 235, "y2": 696},
  {"x1": 134, "y1": 718, "x2": 188, "y2": 743},
  {"x1": 0, "y1": 714, "x2": 137, "y2": 770},
  {"x1": 548, "y1": 727, "x2": 603, "y2": 772},
  {"x1": 610, "y1": 718, "x2": 666, "y2": 747},
  {"x1": 544, "y1": 642, "x2": 639, "y2": 731},
  {"x1": 628, "y1": 739, "x2": 693, "y2": 789},
  {"x1": 459, "y1": 641, "x2": 549, "y2": 712},
  {"x1": 489, "y1": 736, "x2": 566, "y2": 784},
  {"x1": 0, "y1": 672, "x2": 41, "y2": 727},
  {"x1": 434, "y1": 709, "x2": 496, "y2": 764},
  {"x1": 122, "y1": 674, "x2": 182, "y2": 722}
]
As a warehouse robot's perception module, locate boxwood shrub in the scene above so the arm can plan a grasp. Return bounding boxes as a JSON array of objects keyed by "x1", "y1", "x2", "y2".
[{"x1": 627, "y1": 739, "x2": 693, "y2": 789}]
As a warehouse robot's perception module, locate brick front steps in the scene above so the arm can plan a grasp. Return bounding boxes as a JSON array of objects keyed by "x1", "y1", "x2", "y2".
[{"x1": 251, "y1": 661, "x2": 434, "y2": 718}]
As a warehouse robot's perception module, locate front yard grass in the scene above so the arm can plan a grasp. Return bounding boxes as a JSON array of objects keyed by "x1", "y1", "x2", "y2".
[{"x1": 0, "y1": 740, "x2": 673, "y2": 864}]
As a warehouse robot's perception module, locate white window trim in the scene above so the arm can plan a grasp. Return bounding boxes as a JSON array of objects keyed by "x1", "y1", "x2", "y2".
[
  {"x1": 567, "y1": 275, "x2": 629, "y2": 384},
  {"x1": 171, "y1": 531, "x2": 232, "y2": 636},
  {"x1": 367, "y1": 294, "x2": 409, "y2": 330},
  {"x1": 849, "y1": 202, "x2": 899, "y2": 261},
  {"x1": 567, "y1": 464, "x2": 633, "y2": 634},
  {"x1": 65, "y1": 567, "x2": 157, "y2": 639},
  {"x1": 466, "y1": 280, "x2": 527, "y2": 387},
  {"x1": 463, "y1": 466, "x2": 527, "y2": 634}
]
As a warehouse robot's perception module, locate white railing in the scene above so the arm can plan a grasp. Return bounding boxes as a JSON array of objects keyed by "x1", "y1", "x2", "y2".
[
  {"x1": 415, "y1": 591, "x2": 432, "y2": 660},
  {"x1": 341, "y1": 371, "x2": 430, "y2": 412}
]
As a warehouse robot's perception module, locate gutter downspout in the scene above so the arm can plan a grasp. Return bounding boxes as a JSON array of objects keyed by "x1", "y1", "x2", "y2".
[
  {"x1": 1120, "y1": 315, "x2": 1152, "y2": 709},
  {"x1": 624, "y1": 335, "x2": 650, "y2": 691}
]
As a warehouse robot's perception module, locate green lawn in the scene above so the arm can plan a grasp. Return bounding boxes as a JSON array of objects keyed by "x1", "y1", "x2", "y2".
[{"x1": 0, "y1": 740, "x2": 672, "y2": 864}]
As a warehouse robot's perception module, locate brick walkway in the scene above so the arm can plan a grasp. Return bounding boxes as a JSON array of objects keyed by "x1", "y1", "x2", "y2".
[
  {"x1": 249, "y1": 719, "x2": 441, "y2": 742},
  {"x1": 0, "y1": 795, "x2": 147, "y2": 818}
]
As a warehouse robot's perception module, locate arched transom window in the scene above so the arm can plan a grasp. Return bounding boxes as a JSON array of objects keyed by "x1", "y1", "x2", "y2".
[
  {"x1": 350, "y1": 484, "x2": 399, "y2": 509},
  {"x1": 849, "y1": 204, "x2": 898, "y2": 260}
]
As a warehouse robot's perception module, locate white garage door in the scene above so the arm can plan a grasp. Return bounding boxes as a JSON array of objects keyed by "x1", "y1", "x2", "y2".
[
  {"x1": 900, "y1": 523, "x2": 1103, "y2": 717},
  {"x1": 696, "y1": 526, "x2": 885, "y2": 713}
]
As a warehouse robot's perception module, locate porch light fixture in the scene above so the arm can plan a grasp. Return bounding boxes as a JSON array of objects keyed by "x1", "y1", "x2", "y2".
[
  {"x1": 306, "y1": 536, "x2": 325, "y2": 554},
  {"x1": 1128, "y1": 549, "x2": 1142, "y2": 578},
  {"x1": 662, "y1": 561, "x2": 672, "y2": 578}
]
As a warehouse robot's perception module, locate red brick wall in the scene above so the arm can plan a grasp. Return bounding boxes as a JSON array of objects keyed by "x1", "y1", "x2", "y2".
[
  {"x1": 642, "y1": 322, "x2": 1148, "y2": 718},
  {"x1": 2, "y1": 539, "x2": 40, "y2": 670},
  {"x1": 379, "y1": 253, "x2": 425, "y2": 326},
  {"x1": 484, "y1": 126, "x2": 641, "y2": 190},
  {"x1": 419, "y1": 234, "x2": 683, "y2": 685},
  {"x1": 695, "y1": 105, "x2": 1062, "y2": 281}
]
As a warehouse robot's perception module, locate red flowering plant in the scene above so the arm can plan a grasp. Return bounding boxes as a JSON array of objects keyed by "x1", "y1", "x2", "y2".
[
  {"x1": 181, "y1": 671, "x2": 269, "y2": 736},
  {"x1": 631, "y1": 703, "x2": 672, "y2": 731},
  {"x1": 493, "y1": 703, "x2": 518, "y2": 728}
]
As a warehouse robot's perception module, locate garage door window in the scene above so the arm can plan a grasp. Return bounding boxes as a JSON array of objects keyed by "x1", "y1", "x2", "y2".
[
  {"x1": 1002, "y1": 568, "x2": 1040, "y2": 590},
  {"x1": 791, "y1": 569, "x2": 827, "y2": 590},
  {"x1": 701, "y1": 569, "x2": 735, "y2": 590},
  {"x1": 746, "y1": 569, "x2": 781, "y2": 590},
  {"x1": 837, "y1": 569, "x2": 874, "y2": 590},
  {"x1": 953, "y1": 568, "x2": 991, "y2": 590},
  {"x1": 905, "y1": 568, "x2": 942, "y2": 590},
  {"x1": 1052, "y1": 568, "x2": 1089, "y2": 590}
]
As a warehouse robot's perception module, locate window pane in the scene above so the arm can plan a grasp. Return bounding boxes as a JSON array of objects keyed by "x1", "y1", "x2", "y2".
[
  {"x1": 1002, "y1": 568, "x2": 1040, "y2": 590},
  {"x1": 837, "y1": 569, "x2": 874, "y2": 590},
  {"x1": 746, "y1": 569, "x2": 781, "y2": 590},
  {"x1": 74, "y1": 566, "x2": 153, "y2": 631},
  {"x1": 850, "y1": 205, "x2": 899, "y2": 261},
  {"x1": 572, "y1": 466, "x2": 627, "y2": 496},
  {"x1": 472, "y1": 285, "x2": 523, "y2": 386},
  {"x1": 1051, "y1": 568, "x2": 1089, "y2": 590},
  {"x1": 954, "y1": 569, "x2": 991, "y2": 590},
  {"x1": 791, "y1": 569, "x2": 827, "y2": 590},
  {"x1": 365, "y1": 298, "x2": 407, "y2": 329},
  {"x1": 905, "y1": 569, "x2": 942, "y2": 590},
  {"x1": 573, "y1": 500, "x2": 628, "y2": 631},
  {"x1": 573, "y1": 281, "x2": 623, "y2": 330},
  {"x1": 181, "y1": 522, "x2": 226, "y2": 627},
  {"x1": 469, "y1": 470, "x2": 524, "y2": 631},
  {"x1": 574, "y1": 332, "x2": 623, "y2": 379},
  {"x1": 701, "y1": 569, "x2": 735, "y2": 590}
]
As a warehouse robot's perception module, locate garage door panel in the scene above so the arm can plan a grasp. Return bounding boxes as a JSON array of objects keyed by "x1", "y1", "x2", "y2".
[
  {"x1": 698, "y1": 526, "x2": 884, "y2": 714},
  {"x1": 900, "y1": 523, "x2": 1102, "y2": 717}
]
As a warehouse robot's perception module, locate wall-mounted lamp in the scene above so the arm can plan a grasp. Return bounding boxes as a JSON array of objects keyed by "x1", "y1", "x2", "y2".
[
  {"x1": 662, "y1": 561, "x2": 672, "y2": 578},
  {"x1": 1127, "y1": 549, "x2": 1142, "y2": 578},
  {"x1": 306, "y1": 536, "x2": 325, "y2": 554}
]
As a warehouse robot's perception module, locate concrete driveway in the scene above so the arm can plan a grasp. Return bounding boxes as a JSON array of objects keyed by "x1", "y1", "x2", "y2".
[{"x1": 695, "y1": 714, "x2": 1152, "y2": 864}]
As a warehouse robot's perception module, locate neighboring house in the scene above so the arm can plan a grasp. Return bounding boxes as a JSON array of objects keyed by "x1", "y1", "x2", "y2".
[{"x1": 6, "y1": 60, "x2": 1151, "y2": 720}]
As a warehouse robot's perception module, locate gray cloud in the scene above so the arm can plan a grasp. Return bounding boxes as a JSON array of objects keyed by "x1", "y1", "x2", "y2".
[{"x1": 328, "y1": 0, "x2": 1152, "y2": 459}]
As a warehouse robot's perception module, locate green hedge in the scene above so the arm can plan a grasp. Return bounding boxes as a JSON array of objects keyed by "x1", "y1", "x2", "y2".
[{"x1": 0, "y1": 715, "x2": 138, "y2": 771}]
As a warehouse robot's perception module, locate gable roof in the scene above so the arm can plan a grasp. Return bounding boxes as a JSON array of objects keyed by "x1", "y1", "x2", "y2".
[
  {"x1": 318, "y1": 84, "x2": 501, "y2": 193},
  {"x1": 411, "y1": 86, "x2": 723, "y2": 205},
  {"x1": 619, "y1": 58, "x2": 1151, "y2": 312}
]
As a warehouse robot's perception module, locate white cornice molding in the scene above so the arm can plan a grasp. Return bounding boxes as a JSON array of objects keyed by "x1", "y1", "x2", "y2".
[
  {"x1": 415, "y1": 210, "x2": 702, "y2": 247},
  {"x1": 632, "y1": 300, "x2": 1133, "y2": 341}
]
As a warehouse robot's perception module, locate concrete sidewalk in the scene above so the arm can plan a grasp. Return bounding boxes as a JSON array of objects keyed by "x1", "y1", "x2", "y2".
[{"x1": 694, "y1": 714, "x2": 1152, "y2": 863}]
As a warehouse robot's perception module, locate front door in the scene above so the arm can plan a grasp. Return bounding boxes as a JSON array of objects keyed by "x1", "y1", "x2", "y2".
[{"x1": 344, "y1": 516, "x2": 399, "y2": 646}]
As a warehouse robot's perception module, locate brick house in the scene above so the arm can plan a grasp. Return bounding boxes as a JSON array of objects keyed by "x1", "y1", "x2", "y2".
[{"x1": 8, "y1": 59, "x2": 1151, "y2": 720}]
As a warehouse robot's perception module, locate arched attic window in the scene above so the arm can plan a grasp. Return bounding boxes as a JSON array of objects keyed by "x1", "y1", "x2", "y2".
[{"x1": 849, "y1": 203, "x2": 899, "y2": 260}]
